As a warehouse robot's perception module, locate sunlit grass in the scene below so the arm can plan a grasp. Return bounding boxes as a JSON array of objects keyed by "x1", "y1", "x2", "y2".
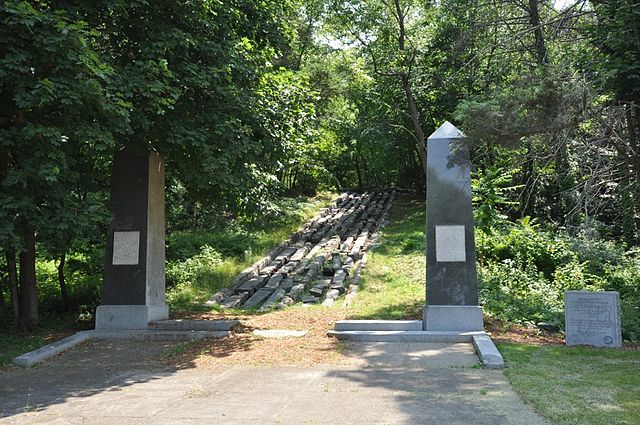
[
  {"x1": 498, "y1": 342, "x2": 640, "y2": 425},
  {"x1": 347, "y1": 194, "x2": 425, "y2": 320}
]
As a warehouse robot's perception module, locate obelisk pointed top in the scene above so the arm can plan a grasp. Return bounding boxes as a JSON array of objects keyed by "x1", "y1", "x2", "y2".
[{"x1": 428, "y1": 121, "x2": 465, "y2": 139}]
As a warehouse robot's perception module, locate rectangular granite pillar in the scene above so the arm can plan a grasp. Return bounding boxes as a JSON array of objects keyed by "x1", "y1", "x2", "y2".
[
  {"x1": 423, "y1": 122, "x2": 483, "y2": 331},
  {"x1": 95, "y1": 146, "x2": 168, "y2": 330}
]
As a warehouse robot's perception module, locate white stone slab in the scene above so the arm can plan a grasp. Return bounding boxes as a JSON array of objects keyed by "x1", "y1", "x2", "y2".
[
  {"x1": 565, "y1": 291, "x2": 622, "y2": 347},
  {"x1": 435, "y1": 225, "x2": 466, "y2": 262},
  {"x1": 112, "y1": 231, "x2": 140, "y2": 265},
  {"x1": 252, "y1": 329, "x2": 308, "y2": 338}
]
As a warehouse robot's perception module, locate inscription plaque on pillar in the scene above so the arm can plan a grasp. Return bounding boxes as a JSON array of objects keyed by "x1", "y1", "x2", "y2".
[
  {"x1": 112, "y1": 231, "x2": 140, "y2": 265},
  {"x1": 435, "y1": 225, "x2": 466, "y2": 262}
]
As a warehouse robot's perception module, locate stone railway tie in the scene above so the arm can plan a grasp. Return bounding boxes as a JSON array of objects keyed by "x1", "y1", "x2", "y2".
[{"x1": 209, "y1": 191, "x2": 395, "y2": 310}]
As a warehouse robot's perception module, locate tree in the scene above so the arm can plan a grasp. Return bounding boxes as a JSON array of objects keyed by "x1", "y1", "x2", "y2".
[{"x1": 0, "y1": 1, "x2": 128, "y2": 327}]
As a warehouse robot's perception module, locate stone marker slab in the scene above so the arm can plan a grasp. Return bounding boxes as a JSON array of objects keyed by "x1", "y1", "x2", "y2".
[
  {"x1": 242, "y1": 288, "x2": 273, "y2": 309},
  {"x1": 252, "y1": 329, "x2": 308, "y2": 338},
  {"x1": 264, "y1": 273, "x2": 284, "y2": 290},
  {"x1": 221, "y1": 292, "x2": 249, "y2": 308},
  {"x1": 260, "y1": 288, "x2": 286, "y2": 311},
  {"x1": 565, "y1": 290, "x2": 622, "y2": 347},
  {"x1": 236, "y1": 275, "x2": 268, "y2": 295},
  {"x1": 302, "y1": 295, "x2": 319, "y2": 304},
  {"x1": 435, "y1": 225, "x2": 466, "y2": 262},
  {"x1": 112, "y1": 231, "x2": 141, "y2": 265}
]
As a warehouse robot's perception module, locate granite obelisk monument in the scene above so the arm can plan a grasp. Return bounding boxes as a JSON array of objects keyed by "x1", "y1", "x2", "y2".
[
  {"x1": 96, "y1": 146, "x2": 169, "y2": 329},
  {"x1": 423, "y1": 122, "x2": 483, "y2": 331}
]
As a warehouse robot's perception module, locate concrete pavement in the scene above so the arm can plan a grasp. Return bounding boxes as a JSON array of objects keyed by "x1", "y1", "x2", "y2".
[{"x1": 0, "y1": 340, "x2": 547, "y2": 424}]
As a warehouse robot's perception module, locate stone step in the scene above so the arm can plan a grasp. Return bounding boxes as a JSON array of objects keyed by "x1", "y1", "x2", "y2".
[
  {"x1": 327, "y1": 330, "x2": 484, "y2": 343},
  {"x1": 92, "y1": 330, "x2": 230, "y2": 341},
  {"x1": 327, "y1": 330, "x2": 505, "y2": 369},
  {"x1": 334, "y1": 320, "x2": 423, "y2": 332},
  {"x1": 148, "y1": 319, "x2": 239, "y2": 331}
]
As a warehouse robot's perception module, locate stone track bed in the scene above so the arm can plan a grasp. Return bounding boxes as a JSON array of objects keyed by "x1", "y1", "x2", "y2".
[{"x1": 209, "y1": 191, "x2": 394, "y2": 311}]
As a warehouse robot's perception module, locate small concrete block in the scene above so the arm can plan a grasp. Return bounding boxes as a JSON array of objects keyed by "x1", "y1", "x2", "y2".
[
  {"x1": 330, "y1": 283, "x2": 345, "y2": 294},
  {"x1": 321, "y1": 298, "x2": 335, "y2": 307},
  {"x1": 318, "y1": 278, "x2": 332, "y2": 289},
  {"x1": 260, "y1": 288, "x2": 286, "y2": 311},
  {"x1": 236, "y1": 275, "x2": 268, "y2": 295},
  {"x1": 277, "y1": 296, "x2": 295, "y2": 309},
  {"x1": 242, "y1": 288, "x2": 273, "y2": 309},
  {"x1": 281, "y1": 277, "x2": 295, "y2": 292},
  {"x1": 252, "y1": 329, "x2": 308, "y2": 338},
  {"x1": 423, "y1": 305, "x2": 483, "y2": 331},
  {"x1": 325, "y1": 289, "x2": 340, "y2": 300},
  {"x1": 264, "y1": 273, "x2": 284, "y2": 290},
  {"x1": 287, "y1": 284, "x2": 305, "y2": 301},
  {"x1": 472, "y1": 334, "x2": 505, "y2": 369},
  {"x1": 221, "y1": 292, "x2": 249, "y2": 308},
  {"x1": 302, "y1": 295, "x2": 319, "y2": 304},
  {"x1": 309, "y1": 286, "x2": 325, "y2": 297},
  {"x1": 13, "y1": 331, "x2": 92, "y2": 367},
  {"x1": 275, "y1": 247, "x2": 297, "y2": 263},
  {"x1": 260, "y1": 265, "x2": 278, "y2": 275},
  {"x1": 334, "y1": 320, "x2": 423, "y2": 332},
  {"x1": 290, "y1": 247, "x2": 308, "y2": 262}
]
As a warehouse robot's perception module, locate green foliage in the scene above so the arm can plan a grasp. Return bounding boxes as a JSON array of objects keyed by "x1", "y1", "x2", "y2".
[
  {"x1": 477, "y1": 223, "x2": 640, "y2": 340},
  {"x1": 472, "y1": 166, "x2": 522, "y2": 233}
]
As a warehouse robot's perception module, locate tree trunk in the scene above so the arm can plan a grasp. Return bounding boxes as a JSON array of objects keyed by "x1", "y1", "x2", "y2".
[
  {"x1": 528, "y1": 0, "x2": 548, "y2": 65},
  {"x1": 355, "y1": 149, "x2": 363, "y2": 188},
  {"x1": 57, "y1": 252, "x2": 71, "y2": 311},
  {"x1": 401, "y1": 74, "x2": 427, "y2": 175},
  {"x1": 18, "y1": 225, "x2": 38, "y2": 329},
  {"x1": 5, "y1": 249, "x2": 20, "y2": 323}
]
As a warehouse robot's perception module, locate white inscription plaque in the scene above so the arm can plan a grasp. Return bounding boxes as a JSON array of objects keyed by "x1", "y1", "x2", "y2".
[
  {"x1": 112, "y1": 231, "x2": 140, "y2": 265},
  {"x1": 435, "y1": 225, "x2": 466, "y2": 262}
]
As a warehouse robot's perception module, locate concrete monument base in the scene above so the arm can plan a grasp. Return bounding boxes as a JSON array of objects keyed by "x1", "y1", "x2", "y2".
[
  {"x1": 423, "y1": 305, "x2": 484, "y2": 331},
  {"x1": 95, "y1": 304, "x2": 168, "y2": 330}
]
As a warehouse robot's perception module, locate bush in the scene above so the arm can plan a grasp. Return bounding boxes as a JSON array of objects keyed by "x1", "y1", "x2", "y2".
[
  {"x1": 478, "y1": 222, "x2": 640, "y2": 341},
  {"x1": 166, "y1": 245, "x2": 224, "y2": 289}
]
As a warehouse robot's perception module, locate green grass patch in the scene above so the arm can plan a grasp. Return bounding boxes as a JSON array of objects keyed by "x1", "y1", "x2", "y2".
[
  {"x1": 0, "y1": 333, "x2": 48, "y2": 368},
  {"x1": 347, "y1": 194, "x2": 425, "y2": 320},
  {"x1": 499, "y1": 342, "x2": 640, "y2": 425}
]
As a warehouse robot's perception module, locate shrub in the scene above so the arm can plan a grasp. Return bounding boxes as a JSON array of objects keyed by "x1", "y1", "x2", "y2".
[{"x1": 478, "y1": 223, "x2": 640, "y2": 341}]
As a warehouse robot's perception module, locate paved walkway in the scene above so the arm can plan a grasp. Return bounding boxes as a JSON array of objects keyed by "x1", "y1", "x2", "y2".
[{"x1": 0, "y1": 340, "x2": 547, "y2": 424}]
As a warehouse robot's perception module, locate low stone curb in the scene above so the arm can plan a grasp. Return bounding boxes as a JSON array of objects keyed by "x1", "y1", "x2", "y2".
[
  {"x1": 12, "y1": 331, "x2": 93, "y2": 368},
  {"x1": 12, "y1": 323, "x2": 233, "y2": 368},
  {"x1": 472, "y1": 334, "x2": 506, "y2": 369}
]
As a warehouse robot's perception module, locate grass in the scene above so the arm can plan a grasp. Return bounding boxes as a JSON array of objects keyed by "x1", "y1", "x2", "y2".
[
  {"x1": 498, "y1": 342, "x2": 640, "y2": 425},
  {"x1": 347, "y1": 194, "x2": 425, "y2": 320}
]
